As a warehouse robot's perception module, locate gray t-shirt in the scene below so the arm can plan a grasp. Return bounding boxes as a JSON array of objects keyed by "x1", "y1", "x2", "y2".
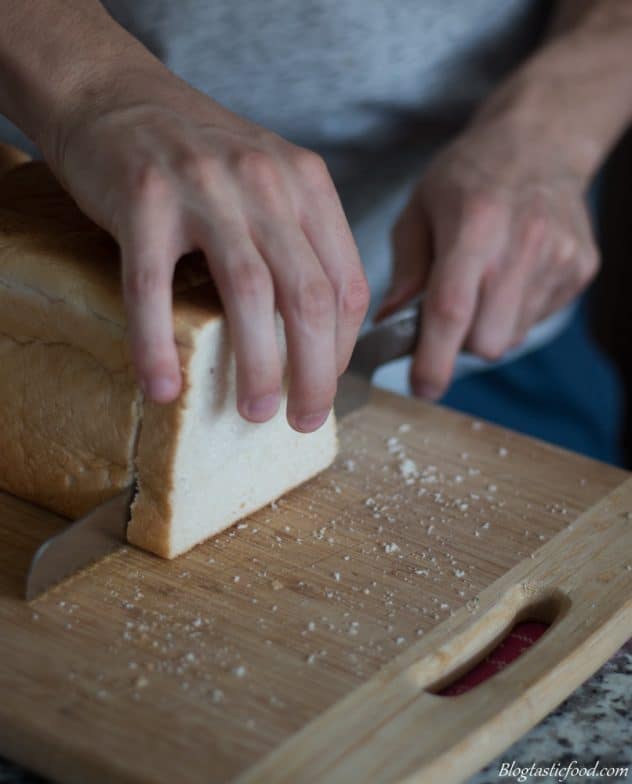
[{"x1": 2, "y1": 1, "x2": 566, "y2": 392}]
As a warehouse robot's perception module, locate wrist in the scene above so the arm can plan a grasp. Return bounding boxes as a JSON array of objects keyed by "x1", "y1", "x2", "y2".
[
  {"x1": 469, "y1": 80, "x2": 596, "y2": 188},
  {"x1": 470, "y1": 27, "x2": 632, "y2": 186},
  {"x1": 471, "y1": 73, "x2": 600, "y2": 188},
  {"x1": 0, "y1": 6, "x2": 177, "y2": 170},
  {"x1": 47, "y1": 58, "x2": 169, "y2": 165}
]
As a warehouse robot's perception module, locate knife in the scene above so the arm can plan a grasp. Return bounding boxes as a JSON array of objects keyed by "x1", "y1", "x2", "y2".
[
  {"x1": 25, "y1": 299, "x2": 423, "y2": 600},
  {"x1": 26, "y1": 301, "x2": 422, "y2": 600},
  {"x1": 334, "y1": 297, "x2": 422, "y2": 416},
  {"x1": 25, "y1": 486, "x2": 135, "y2": 600}
]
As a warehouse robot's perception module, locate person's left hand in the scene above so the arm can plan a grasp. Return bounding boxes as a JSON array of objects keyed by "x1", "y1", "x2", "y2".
[{"x1": 375, "y1": 115, "x2": 599, "y2": 400}]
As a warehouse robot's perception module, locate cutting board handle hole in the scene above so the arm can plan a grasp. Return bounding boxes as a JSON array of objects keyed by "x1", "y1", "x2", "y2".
[{"x1": 428, "y1": 589, "x2": 568, "y2": 696}]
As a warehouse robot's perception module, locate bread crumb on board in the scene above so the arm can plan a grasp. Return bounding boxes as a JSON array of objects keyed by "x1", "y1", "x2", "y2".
[{"x1": 39, "y1": 409, "x2": 564, "y2": 738}]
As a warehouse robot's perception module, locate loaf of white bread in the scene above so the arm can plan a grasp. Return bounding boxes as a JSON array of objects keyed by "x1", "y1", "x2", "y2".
[{"x1": 0, "y1": 149, "x2": 337, "y2": 558}]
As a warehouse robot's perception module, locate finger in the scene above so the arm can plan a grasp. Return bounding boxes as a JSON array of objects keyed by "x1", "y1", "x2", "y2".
[
  {"x1": 513, "y1": 255, "x2": 562, "y2": 341},
  {"x1": 467, "y1": 214, "x2": 553, "y2": 359},
  {"x1": 542, "y1": 280, "x2": 581, "y2": 321},
  {"x1": 465, "y1": 266, "x2": 525, "y2": 359},
  {"x1": 513, "y1": 283, "x2": 556, "y2": 345},
  {"x1": 411, "y1": 244, "x2": 483, "y2": 400},
  {"x1": 120, "y1": 185, "x2": 183, "y2": 403},
  {"x1": 285, "y1": 149, "x2": 368, "y2": 375},
  {"x1": 411, "y1": 193, "x2": 512, "y2": 398},
  {"x1": 514, "y1": 222, "x2": 596, "y2": 340},
  {"x1": 568, "y1": 205, "x2": 600, "y2": 294},
  {"x1": 515, "y1": 261, "x2": 590, "y2": 340},
  {"x1": 375, "y1": 200, "x2": 432, "y2": 322},
  {"x1": 195, "y1": 214, "x2": 282, "y2": 424},
  {"x1": 252, "y1": 218, "x2": 337, "y2": 433}
]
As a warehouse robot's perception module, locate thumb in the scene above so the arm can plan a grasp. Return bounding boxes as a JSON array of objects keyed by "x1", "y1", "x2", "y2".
[{"x1": 375, "y1": 202, "x2": 431, "y2": 322}]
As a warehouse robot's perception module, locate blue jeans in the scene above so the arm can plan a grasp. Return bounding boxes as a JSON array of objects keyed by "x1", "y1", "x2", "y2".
[{"x1": 440, "y1": 296, "x2": 624, "y2": 466}]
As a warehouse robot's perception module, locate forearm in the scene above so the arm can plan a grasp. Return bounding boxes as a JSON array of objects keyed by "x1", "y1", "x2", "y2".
[
  {"x1": 472, "y1": 0, "x2": 632, "y2": 184},
  {"x1": 0, "y1": 2, "x2": 166, "y2": 164}
]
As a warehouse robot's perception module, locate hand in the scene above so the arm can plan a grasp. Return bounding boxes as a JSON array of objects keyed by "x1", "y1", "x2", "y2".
[
  {"x1": 376, "y1": 119, "x2": 599, "y2": 400},
  {"x1": 53, "y1": 72, "x2": 369, "y2": 432}
]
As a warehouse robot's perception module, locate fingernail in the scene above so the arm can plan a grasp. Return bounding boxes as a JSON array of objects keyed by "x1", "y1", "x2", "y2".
[
  {"x1": 413, "y1": 382, "x2": 441, "y2": 401},
  {"x1": 148, "y1": 375, "x2": 179, "y2": 402},
  {"x1": 242, "y1": 392, "x2": 280, "y2": 421},
  {"x1": 292, "y1": 409, "x2": 330, "y2": 433}
]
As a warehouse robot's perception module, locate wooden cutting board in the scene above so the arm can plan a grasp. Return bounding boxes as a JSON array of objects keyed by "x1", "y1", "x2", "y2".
[{"x1": 0, "y1": 389, "x2": 630, "y2": 784}]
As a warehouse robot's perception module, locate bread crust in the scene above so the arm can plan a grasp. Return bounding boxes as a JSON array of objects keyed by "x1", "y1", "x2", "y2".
[
  {"x1": 0, "y1": 161, "x2": 224, "y2": 533},
  {"x1": 0, "y1": 155, "x2": 336, "y2": 558},
  {"x1": 0, "y1": 203, "x2": 140, "y2": 516}
]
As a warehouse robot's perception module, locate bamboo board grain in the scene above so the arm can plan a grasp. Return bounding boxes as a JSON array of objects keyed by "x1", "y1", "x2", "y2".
[{"x1": 0, "y1": 389, "x2": 629, "y2": 784}]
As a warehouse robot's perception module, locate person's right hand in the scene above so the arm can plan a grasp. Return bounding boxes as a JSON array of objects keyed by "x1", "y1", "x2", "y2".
[{"x1": 52, "y1": 72, "x2": 369, "y2": 433}]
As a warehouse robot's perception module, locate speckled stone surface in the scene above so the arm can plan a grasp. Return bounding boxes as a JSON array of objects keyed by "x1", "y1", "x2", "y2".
[
  {"x1": 1, "y1": 641, "x2": 629, "y2": 783},
  {"x1": 469, "y1": 640, "x2": 632, "y2": 784}
]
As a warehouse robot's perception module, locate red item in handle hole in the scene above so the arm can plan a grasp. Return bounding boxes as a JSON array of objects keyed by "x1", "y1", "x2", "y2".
[{"x1": 438, "y1": 621, "x2": 549, "y2": 696}]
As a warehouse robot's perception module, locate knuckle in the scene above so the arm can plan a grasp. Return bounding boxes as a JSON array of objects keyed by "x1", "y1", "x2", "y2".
[
  {"x1": 523, "y1": 213, "x2": 550, "y2": 250},
  {"x1": 468, "y1": 334, "x2": 506, "y2": 362},
  {"x1": 578, "y1": 250, "x2": 599, "y2": 287},
  {"x1": 236, "y1": 149, "x2": 280, "y2": 192},
  {"x1": 430, "y1": 285, "x2": 473, "y2": 326},
  {"x1": 340, "y1": 273, "x2": 370, "y2": 320},
  {"x1": 555, "y1": 232, "x2": 578, "y2": 264},
  {"x1": 177, "y1": 150, "x2": 222, "y2": 189},
  {"x1": 227, "y1": 257, "x2": 272, "y2": 301},
  {"x1": 549, "y1": 250, "x2": 567, "y2": 273},
  {"x1": 291, "y1": 149, "x2": 330, "y2": 187},
  {"x1": 461, "y1": 192, "x2": 505, "y2": 234},
  {"x1": 124, "y1": 264, "x2": 169, "y2": 299},
  {"x1": 129, "y1": 162, "x2": 170, "y2": 200},
  {"x1": 293, "y1": 277, "x2": 335, "y2": 326}
]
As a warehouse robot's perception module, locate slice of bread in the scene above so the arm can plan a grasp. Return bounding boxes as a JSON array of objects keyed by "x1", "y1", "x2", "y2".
[{"x1": 0, "y1": 159, "x2": 337, "y2": 557}]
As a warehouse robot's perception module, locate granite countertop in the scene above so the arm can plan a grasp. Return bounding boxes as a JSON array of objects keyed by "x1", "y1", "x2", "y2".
[
  {"x1": 1, "y1": 640, "x2": 629, "y2": 784},
  {"x1": 470, "y1": 640, "x2": 631, "y2": 784}
]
